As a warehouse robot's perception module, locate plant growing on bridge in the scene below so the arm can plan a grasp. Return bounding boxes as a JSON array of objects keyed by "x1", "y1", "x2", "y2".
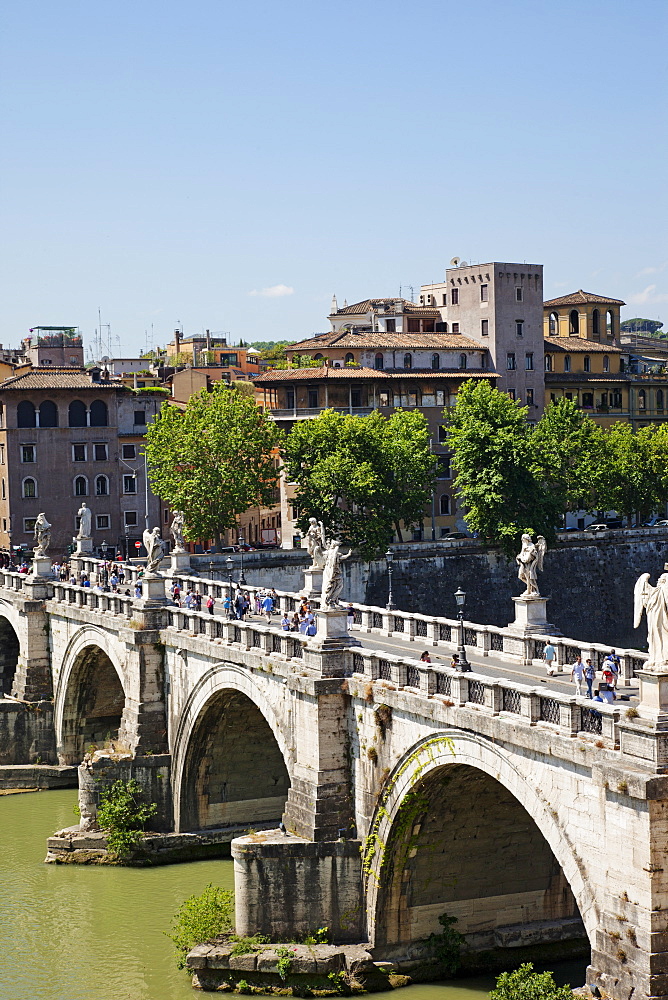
[
  {"x1": 489, "y1": 962, "x2": 573, "y2": 999},
  {"x1": 168, "y1": 884, "x2": 234, "y2": 968},
  {"x1": 97, "y1": 778, "x2": 157, "y2": 860},
  {"x1": 427, "y1": 913, "x2": 464, "y2": 976},
  {"x1": 144, "y1": 383, "x2": 283, "y2": 548}
]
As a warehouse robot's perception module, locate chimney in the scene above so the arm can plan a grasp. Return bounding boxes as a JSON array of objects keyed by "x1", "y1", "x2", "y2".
[
  {"x1": 133, "y1": 372, "x2": 138, "y2": 390},
  {"x1": 174, "y1": 328, "x2": 181, "y2": 354},
  {"x1": 206, "y1": 329, "x2": 212, "y2": 353}
]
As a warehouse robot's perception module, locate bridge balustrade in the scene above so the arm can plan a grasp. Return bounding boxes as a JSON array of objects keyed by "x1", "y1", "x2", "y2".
[{"x1": 0, "y1": 569, "x2": 25, "y2": 591}]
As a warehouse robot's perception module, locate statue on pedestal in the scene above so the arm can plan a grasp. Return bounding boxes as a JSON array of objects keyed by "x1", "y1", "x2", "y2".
[
  {"x1": 33, "y1": 513, "x2": 52, "y2": 556},
  {"x1": 634, "y1": 568, "x2": 668, "y2": 669},
  {"x1": 516, "y1": 533, "x2": 547, "y2": 597},
  {"x1": 143, "y1": 527, "x2": 165, "y2": 574},
  {"x1": 77, "y1": 502, "x2": 92, "y2": 539},
  {"x1": 321, "y1": 537, "x2": 352, "y2": 609},
  {"x1": 170, "y1": 511, "x2": 186, "y2": 552},
  {"x1": 304, "y1": 517, "x2": 326, "y2": 569}
]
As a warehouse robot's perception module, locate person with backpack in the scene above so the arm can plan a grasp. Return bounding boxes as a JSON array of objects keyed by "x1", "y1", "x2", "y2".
[
  {"x1": 584, "y1": 658, "x2": 597, "y2": 699},
  {"x1": 261, "y1": 591, "x2": 274, "y2": 623}
]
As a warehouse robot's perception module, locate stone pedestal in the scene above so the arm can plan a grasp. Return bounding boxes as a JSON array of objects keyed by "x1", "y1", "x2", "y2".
[
  {"x1": 507, "y1": 595, "x2": 561, "y2": 637},
  {"x1": 168, "y1": 550, "x2": 192, "y2": 576},
  {"x1": 75, "y1": 536, "x2": 94, "y2": 555},
  {"x1": 302, "y1": 567, "x2": 323, "y2": 598},
  {"x1": 637, "y1": 668, "x2": 668, "y2": 724},
  {"x1": 140, "y1": 573, "x2": 169, "y2": 603},
  {"x1": 30, "y1": 555, "x2": 52, "y2": 579},
  {"x1": 24, "y1": 555, "x2": 54, "y2": 599},
  {"x1": 311, "y1": 608, "x2": 360, "y2": 650}
]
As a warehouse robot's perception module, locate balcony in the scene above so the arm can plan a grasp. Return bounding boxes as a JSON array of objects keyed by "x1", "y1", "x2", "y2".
[{"x1": 270, "y1": 406, "x2": 375, "y2": 419}]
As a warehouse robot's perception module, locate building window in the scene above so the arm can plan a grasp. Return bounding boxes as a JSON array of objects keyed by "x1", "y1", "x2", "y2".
[
  {"x1": 481, "y1": 319, "x2": 489, "y2": 336},
  {"x1": 74, "y1": 476, "x2": 88, "y2": 496},
  {"x1": 436, "y1": 455, "x2": 451, "y2": 479},
  {"x1": 286, "y1": 389, "x2": 295, "y2": 409},
  {"x1": 403, "y1": 353, "x2": 412, "y2": 369},
  {"x1": 583, "y1": 355, "x2": 590, "y2": 373},
  {"x1": 544, "y1": 354, "x2": 552, "y2": 372},
  {"x1": 122, "y1": 444, "x2": 136, "y2": 460},
  {"x1": 313, "y1": 353, "x2": 323, "y2": 360},
  {"x1": 508, "y1": 389, "x2": 516, "y2": 400},
  {"x1": 451, "y1": 288, "x2": 459, "y2": 305},
  {"x1": 603, "y1": 354, "x2": 609, "y2": 373},
  {"x1": 525, "y1": 352, "x2": 534, "y2": 370},
  {"x1": 612, "y1": 390, "x2": 622, "y2": 408},
  {"x1": 582, "y1": 392, "x2": 594, "y2": 408},
  {"x1": 68, "y1": 400, "x2": 87, "y2": 427},
  {"x1": 351, "y1": 389, "x2": 362, "y2": 408},
  {"x1": 564, "y1": 355, "x2": 571, "y2": 373},
  {"x1": 21, "y1": 444, "x2": 35, "y2": 463},
  {"x1": 438, "y1": 424, "x2": 447, "y2": 443},
  {"x1": 123, "y1": 474, "x2": 137, "y2": 494},
  {"x1": 38, "y1": 400, "x2": 58, "y2": 427},
  {"x1": 344, "y1": 353, "x2": 355, "y2": 365},
  {"x1": 526, "y1": 388, "x2": 534, "y2": 406},
  {"x1": 124, "y1": 511, "x2": 138, "y2": 527},
  {"x1": 516, "y1": 287, "x2": 523, "y2": 302},
  {"x1": 480, "y1": 284, "x2": 488, "y2": 302},
  {"x1": 439, "y1": 493, "x2": 451, "y2": 515},
  {"x1": 459, "y1": 353, "x2": 467, "y2": 370},
  {"x1": 94, "y1": 443, "x2": 108, "y2": 461},
  {"x1": 549, "y1": 311, "x2": 558, "y2": 335},
  {"x1": 72, "y1": 444, "x2": 87, "y2": 462},
  {"x1": 442, "y1": 294, "x2": 447, "y2": 306},
  {"x1": 569, "y1": 310, "x2": 579, "y2": 335},
  {"x1": 507, "y1": 353, "x2": 516, "y2": 371},
  {"x1": 1, "y1": 479, "x2": 4, "y2": 499},
  {"x1": 133, "y1": 410, "x2": 146, "y2": 426},
  {"x1": 96, "y1": 515, "x2": 110, "y2": 530},
  {"x1": 17, "y1": 400, "x2": 36, "y2": 428},
  {"x1": 22, "y1": 477, "x2": 37, "y2": 498},
  {"x1": 307, "y1": 389, "x2": 318, "y2": 408},
  {"x1": 606, "y1": 310, "x2": 614, "y2": 338},
  {"x1": 374, "y1": 353, "x2": 384, "y2": 370},
  {"x1": 638, "y1": 389, "x2": 646, "y2": 410},
  {"x1": 23, "y1": 518, "x2": 36, "y2": 534},
  {"x1": 451, "y1": 322, "x2": 459, "y2": 334},
  {"x1": 515, "y1": 320, "x2": 524, "y2": 337},
  {"x1": 95, "y1": 474, "x2": 109, "y2": 496},
  {"x1": 592, "y1": 308, "x2": 600, "y2": 339},
  {"x1": 89, "y1": 399, "x2": 108, "y2": 427},
  {"x1": 0, "y1": 445, "x2": 4, "y2": 464},
  {"x1": 431, "y1": 353, "x2": 440, "y2": 370}
]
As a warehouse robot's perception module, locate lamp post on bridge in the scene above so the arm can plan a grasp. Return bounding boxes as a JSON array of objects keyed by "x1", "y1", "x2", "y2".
[
  {"x1": 385, "y1": 548, "x2": 395, "y2": 611},
  {"x1": 237, "y1": 535, "x2": 247, "y2": 586},
  {"x1": 226, "y1": 556, "x2": 233, "y2": 619},
  {"x1": 454, "y1": 586, "x2": 471, "y2": 672}
]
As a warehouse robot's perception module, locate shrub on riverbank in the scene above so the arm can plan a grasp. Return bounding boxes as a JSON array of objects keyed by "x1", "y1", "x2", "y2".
[
  {"x1": 97, "y1": 779, "x2": 157, "y2": 859},
  {"x1": 490, "y1": 962, "x2": 574, "y2": 999},
  {"x1": 169, "y1": 884, "x2": 235, "y2": 968}
]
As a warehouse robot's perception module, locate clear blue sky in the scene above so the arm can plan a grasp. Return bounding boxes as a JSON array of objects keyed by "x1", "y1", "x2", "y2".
[{"x1": 1, "y1": 0, "x2": 666, "y2": 356}]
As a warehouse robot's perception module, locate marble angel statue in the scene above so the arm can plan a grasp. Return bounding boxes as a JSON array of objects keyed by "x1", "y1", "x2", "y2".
[
  {"x1": 516, "y1": 533, "x2": 547, "y2": 597},
  {"x1": 143, "y1": 527, "x2": 165, "y2": 574},
  {"x1": 634, "y1": 569, "x2": 668, "y2": 669}
]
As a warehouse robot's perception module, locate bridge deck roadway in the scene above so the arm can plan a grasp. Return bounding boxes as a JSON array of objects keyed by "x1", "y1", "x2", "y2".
[{"x1": 212, "y1": 606, "x2": 640, "y2": 704}]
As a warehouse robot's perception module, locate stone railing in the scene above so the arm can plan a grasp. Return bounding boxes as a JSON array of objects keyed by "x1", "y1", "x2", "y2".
[
  {"x1": 51, "y1": 582, "x2": 134, "y2": 618},
  {"x1": 163, "y1": 608, "x2": 307, "y2": 662},
  {"x1": 344, "y1": 601, "x2": 647, "y2": 685},
  {"x1": 347, "y1": 647, "x2": 622, "y2": 748},
  {"x1": 0, "y1": 568, "x2": 26, "y2": 592}
]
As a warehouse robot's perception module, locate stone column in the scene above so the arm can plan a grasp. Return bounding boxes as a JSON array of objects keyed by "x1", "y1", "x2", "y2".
[
  {"x1": 507, "y1": 595, "x2": 562, "y2": 637},
  {"x1": 11, "y1": 596, "x2": 54, "y2": 701}
]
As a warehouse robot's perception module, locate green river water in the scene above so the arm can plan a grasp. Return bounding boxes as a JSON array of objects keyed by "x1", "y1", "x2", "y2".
[{"x1": 0, "y1": 789, "x2": 587, "y2": 1000}]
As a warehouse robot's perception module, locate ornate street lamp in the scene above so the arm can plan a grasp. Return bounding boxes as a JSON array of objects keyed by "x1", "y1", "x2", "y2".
[
  {"x1": 454, "y1": 586, "x2": 471, "y2": 671},
  {"x1": 385, "y1": 548, "x2": 395, "y2": 611},
  {"x1": 238, "y1": 535, "x2": 246, "y2": 586},
  {"x1": 226, "y1": 556, "x2": 234, "y2": 619},
  {"x1": 100, "y1": 540, "x2": 109, "y2": 587}
]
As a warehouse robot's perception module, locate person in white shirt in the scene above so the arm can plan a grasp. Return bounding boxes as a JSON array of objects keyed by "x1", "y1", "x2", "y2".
[{"x1": 571, "y1": 655, "x2": 585, "y2": 696}]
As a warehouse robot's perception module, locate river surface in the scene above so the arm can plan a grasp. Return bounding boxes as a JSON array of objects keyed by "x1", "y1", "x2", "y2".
[{"x1": 0, "y1": 789, "x2": 587, "y2": 1000}]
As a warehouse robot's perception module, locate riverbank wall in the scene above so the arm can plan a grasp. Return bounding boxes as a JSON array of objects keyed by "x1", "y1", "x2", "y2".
[
  {"x1": 193, "y1": 528, "x2": 668, "y2": 649},
  {"x1": 0, "y1": 699, "x2": 57, "y2": 768}
]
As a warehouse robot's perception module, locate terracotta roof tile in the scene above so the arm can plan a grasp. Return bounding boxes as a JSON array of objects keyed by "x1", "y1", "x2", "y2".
[
  {"x1": 288, "y1": 331, "x2": 481, "y2": 351},
  {"x1": 0, "y1": 367, "x2": 122, "y2": 390},
  {"x1": 543, "y1": 290, "x2": 625, "y2": 307},
  {"x1": 253, "y1": 366, "x2": 499, "y2": 383},
  {"x1": 544, "y1": 338, "x2": 622, "y2": 353},
  {"x1": 332, "y1": 297, "x2": 440, "y2": 317}
]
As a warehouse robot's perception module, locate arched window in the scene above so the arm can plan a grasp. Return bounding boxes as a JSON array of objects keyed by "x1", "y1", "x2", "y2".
[
  {"x1": 658, "y1": 389, "x2": 664, "y2": 411},
  {"x1": 549, "y1": 311, "x2": 558, "y2": 335},
  {"x1": 459, "y1": 353, "x2": 467, "y2": 370},
  {"x1": 638, "y1": 388, "x2": 646, "y2": 410},
  {"x1": 89, "y1": 399, "x2": 108, "y2": 427},
  {"x1": 22, "y1": 477, "x2": 37, "y2": 498},
  {"x1": 544, "y1": 354, "x2": 553, "y2": 372},
  {"x1": 68, "y1": 400, "x2": 87, "y2": 427},
  {"x1": 374, "y1": 353, "x2": 384, "y2": 370},
  {"x1": 592, "y1": 309, "x2": 600, "y2": 338},
  {"x1": 74, "y1": 476, "x2": 88, "y2": 496},
  {"x1": 606, "y1": 310, "x2": 614, "y2": 338},
  {"x1": 95, "y1": 474, "x2": 109, "y2": 496},
  {"x1": 431, "y1": 353, "x2": 440, "y2": 370},
  {"x1": 17, "y1": 400, "x2": 36, "y2": 428},
  {"x1": 439, "y1": 494, "x2": 450, "y2": 515},
  {"x1": 38, "y1": 400, "x2": 58, "y2": 427},
  {"x1": 603, "y1": 354, "x2": 609, "y2": 372},
  {"x1": 569, "y1": 310, "x2": 579, "y2": 335},
  {"x1": 583, "y1": 355, "x2": 591, "y2": 373},
  {"x1": 564, "y1": 355, "x2": 571, "y2": 372},
  {"x1": 403, "y1": 353, "x2": 412, "y2": 369},
  {"x1": 344, "y1": 353, "x2": 355, "y2": 365},
  {"x1": 313, "y1": 353, "x2": 323, "y2": 360}
]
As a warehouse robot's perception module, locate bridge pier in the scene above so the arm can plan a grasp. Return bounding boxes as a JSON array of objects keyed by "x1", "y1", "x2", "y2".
[{"x1": 10, "y1": 596, "x2": 53, "y2": 702}]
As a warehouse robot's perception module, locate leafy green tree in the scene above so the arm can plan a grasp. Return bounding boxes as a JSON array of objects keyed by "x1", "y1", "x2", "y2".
[
  {"x1": 593, "y1": 422, "x2": 663, "y2": 523},
  {"x1": 168, "y1": 885, "x2": 234, "y2": 968},
  {"x1": 446, "y1": 380, "x2": 562, "y2": 556},
  {"x1": 283, "y1": 409, "x2": 435, "y2": 558},
  {"x1": 529, "y1": 398, "x2": 604, "y2": 515},
  {"x1": 620, "y1": 318, "x2": 664, "y2": 336},
  {"x1": 145, "y1": 383, "x2": 283, "y2": 546},
  {"x1": 97, "y1": 779, "x2": 157, "y2": 860},
  {"x1": 490, "y1": 962, "x2": 572, "y2": 1000}
]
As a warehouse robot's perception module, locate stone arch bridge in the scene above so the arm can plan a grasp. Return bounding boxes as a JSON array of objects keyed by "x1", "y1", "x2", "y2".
[{"x1": 1, "y1": 566, "x2": 668, "y2": 1000}]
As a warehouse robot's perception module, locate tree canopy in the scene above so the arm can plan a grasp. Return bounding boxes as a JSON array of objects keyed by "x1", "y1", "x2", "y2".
[
  {"x1": 144, "y1": 383, "x2": 283, "y2": 545},
  {"x1": 620, "y1": 318, "x2": 665, "y2": 336},
  {"x1": 283, "y1": 408, "x2": 436, "y2": 558}
]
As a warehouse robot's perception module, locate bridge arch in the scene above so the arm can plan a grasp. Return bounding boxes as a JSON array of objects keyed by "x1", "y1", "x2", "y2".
[
  {"x1": 365, "y1": 731, "x2": 597, "y2": 956},
  {"x1": 172, "y1": 663, "x2": 292, "y2": 833},
  {"x1": 54, "y1": 626, "x2": 128, "y2": 764},
  {"x1": 0, "y1": 601, "x2": 21, "y2": 696}
]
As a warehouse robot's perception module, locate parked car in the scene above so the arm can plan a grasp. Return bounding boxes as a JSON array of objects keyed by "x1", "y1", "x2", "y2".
[
  {"x1": 443, "y1": 531, "x2": 469, "y2": 540},
  {"x1": 587, "y1": 523, "x2": 610, "y2": 532},
  {"x1": 655, "y1": 520, "x2": 668, "y2": 527}
]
